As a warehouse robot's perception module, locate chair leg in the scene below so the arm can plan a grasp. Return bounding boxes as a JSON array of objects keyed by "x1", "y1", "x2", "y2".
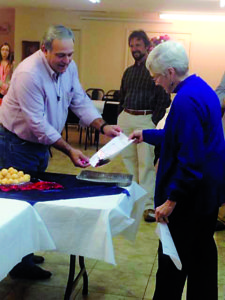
[
  {"x1": 65, "y1": 123, "x2": 68, "y2": 142},
  {"x1": 49, "y1": 147, "x2": 53, "y2": 157},
  {"x1": 94, "y1": 130, "x2": 99, "y2": 151},
  {"x1": 90, "y1": 127, "x2": 93, "y2": 146},
  {"x1": 79, "y1": 127, "x2": 83, "y2": 144},
  {"x1": 85, "y1": 127, "x2": 89, "y2": 150}
]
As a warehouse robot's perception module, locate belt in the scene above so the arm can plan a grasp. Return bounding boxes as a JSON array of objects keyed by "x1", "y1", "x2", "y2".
[
  {"x1": 124, "y1": 108, "x2": 153, "y2": 115},
  {"x1": 0, "y1": 124, "x2": 48, "y2": 151}
]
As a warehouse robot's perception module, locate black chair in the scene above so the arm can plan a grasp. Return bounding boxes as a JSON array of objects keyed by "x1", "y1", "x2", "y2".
[
  {"x1": 65, "y1": 108, "x2": 81, "y2": 143},
  {"x1": 83, "y1": 126, "x2": 100, "y2": 151},
  {"x1": 103, "y1": 90, "x2": 120, "y2": 102},
  {"x1": 86, "y1": 88, "x2": 105, "y2": 100},
  {"x1": 102, "y1": 101, "x2": 119, "y2": 125},
  {"x1": 65, "y1": 108, "x2": 99, "y2": 151}
]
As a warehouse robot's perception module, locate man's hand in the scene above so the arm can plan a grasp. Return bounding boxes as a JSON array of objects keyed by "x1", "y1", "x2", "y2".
[
  {"x1": 90, "y1": 118, "x2": 121, "y2": 138},
  {"x1": 155, "y1": 200, "x2": 177, "y2": 223},
  {"x1": 52, "y1": 137, "x2": 90, "y2": 168},
  {"x1": 129, "y1": 130, "x2": 143, "y2": 143},
  {"x1": 68, "y1": 148, "x2": 90, "y2": 168},
  {"x1": 103, "y1": 124, "x2": 121, "y2": 137}
]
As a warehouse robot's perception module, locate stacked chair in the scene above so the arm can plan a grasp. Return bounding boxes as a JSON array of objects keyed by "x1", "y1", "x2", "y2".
[
  {"x1": 80, "y1": 88, "x2": 105, "y2": 151},
  {"x1": 103, "y1": 90, "x2": 120, "y2": 102},
  {"x1": 86, "y1": 88, "x2": 105, "y2": 100},
  {"x1": 65, "y1": 89, "x2": 120, "y2": 152},
  {"x1": 102, "y1": 89, "x2": 120, "y2": 125},
  {"x1": 65, "y1": 108, "x2": 81, "y2": 143}
]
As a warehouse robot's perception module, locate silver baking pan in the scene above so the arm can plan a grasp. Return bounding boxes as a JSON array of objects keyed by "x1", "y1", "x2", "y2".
[{"x1": 77, "y1": 170, "x2": 133, "y2": 187}]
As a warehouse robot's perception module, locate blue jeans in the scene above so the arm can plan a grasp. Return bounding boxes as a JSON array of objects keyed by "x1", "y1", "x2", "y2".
[{"x1": 0, "y1": 125, "x2": 49, "y2": 173}]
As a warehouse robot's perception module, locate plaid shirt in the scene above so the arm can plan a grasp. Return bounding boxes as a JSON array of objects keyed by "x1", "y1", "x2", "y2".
[{"x1": 119, "y1": 61, "x2": 171, "y2": 125}]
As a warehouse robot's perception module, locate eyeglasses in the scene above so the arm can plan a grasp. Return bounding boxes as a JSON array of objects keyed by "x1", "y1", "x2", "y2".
[
  {"x1": 152, "y1": 72, "x2": 168, "y2": 82},
  {"x1": 152, "y1": 73, "x2": 163, "y2": 82}
]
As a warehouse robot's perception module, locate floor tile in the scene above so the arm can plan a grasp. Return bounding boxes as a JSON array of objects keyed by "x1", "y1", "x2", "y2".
[
  {"x1": 87, "y1": 268, "x2": 148, "y2": 298},
  {"x1": 4, "y1": 283, "x2": 65, "y2": 300},
  {"x1": 75, "y1": 291, "x2": 141, "y2": 299}
]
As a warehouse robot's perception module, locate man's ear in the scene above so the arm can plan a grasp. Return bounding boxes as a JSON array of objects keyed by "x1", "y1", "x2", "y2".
[{"x1": 41, "y1": 44, "x2": 47, "y2": 53}]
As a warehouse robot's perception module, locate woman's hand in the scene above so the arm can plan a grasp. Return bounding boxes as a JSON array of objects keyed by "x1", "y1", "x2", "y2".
[
  {"x1": 129, "y1": 130, "x2": 143, "y2": 143},
  {"x1": 155, "y1": 200, "x2": 177, "y2": 223}
]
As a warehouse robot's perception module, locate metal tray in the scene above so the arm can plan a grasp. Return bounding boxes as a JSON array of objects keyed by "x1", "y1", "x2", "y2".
[{"x1": 77, "y1": 170, "x2": 133, "y2": 187}]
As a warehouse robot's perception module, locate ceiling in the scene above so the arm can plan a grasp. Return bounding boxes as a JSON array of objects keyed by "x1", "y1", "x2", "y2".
[{"x1": 0, "y1": 0, "x2": 224, "y2": 15}]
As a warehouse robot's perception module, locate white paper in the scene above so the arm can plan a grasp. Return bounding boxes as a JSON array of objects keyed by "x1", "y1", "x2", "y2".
[
  {"x1": 156, "y1": 223, "x2": 182, "y2": 270},
  {"x1": 90, "y1": 133, "x2": 134, "y2": 167}
]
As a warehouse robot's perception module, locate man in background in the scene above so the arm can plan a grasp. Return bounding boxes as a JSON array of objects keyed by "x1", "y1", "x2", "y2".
[{"x1": 118, "y1": 30, "x2": 171, "y2": 222}]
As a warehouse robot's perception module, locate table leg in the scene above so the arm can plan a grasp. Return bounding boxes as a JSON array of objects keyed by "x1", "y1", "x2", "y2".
[
  {"x1": 64, "y1": 255, "x2": 88, "y2": 300},
  {"x1": 79, "y1": 256, "x2": 88, "y2": 295}
]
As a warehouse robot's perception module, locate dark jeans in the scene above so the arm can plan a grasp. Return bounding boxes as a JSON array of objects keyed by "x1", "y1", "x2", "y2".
[
  {"x1": 0, "y1": 125, "x2": 50, "y2": 268},
  {"x1": 0, "y1": 125, "x2": 49, "y2": 172},
  {"x1": 153, "y1": 207, "x2": 218, "y2": 300}
]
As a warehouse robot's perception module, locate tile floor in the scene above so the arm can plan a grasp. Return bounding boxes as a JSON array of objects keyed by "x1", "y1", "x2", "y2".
[{"x1": 0, "y1": 126, "x2": 225, "y2": 300}]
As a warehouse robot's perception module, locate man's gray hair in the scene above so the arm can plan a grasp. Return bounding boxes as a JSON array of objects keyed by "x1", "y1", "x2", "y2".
[
  {"x1": 42, "y1": 25, "x2": 75, "y2": 50},
  {"x1": 146, "y1": 40, "x2": 189, "y2": 78}
]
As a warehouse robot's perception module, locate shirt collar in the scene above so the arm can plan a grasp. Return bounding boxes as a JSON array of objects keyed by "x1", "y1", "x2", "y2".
[
  {"x1": 39, "y1": 50, "x2": 59, "y2": 82},
  {"x1": 174, "y1": 74, "x2": 196, "y2": 93},
  {"x1": 134, "y1": 59, "x2": 146, "y2": 67}
]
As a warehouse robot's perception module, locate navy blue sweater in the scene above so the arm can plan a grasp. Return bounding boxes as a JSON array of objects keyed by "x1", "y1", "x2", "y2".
[{"x1": 143, "y1": 74, "x2": 225, "y2": 214}]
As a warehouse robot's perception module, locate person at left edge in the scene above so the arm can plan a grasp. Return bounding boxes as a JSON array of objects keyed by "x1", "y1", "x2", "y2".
[
  {"x1": 0, "y1": 42, "x2": 14, "y2": 104},
  {"x1": 0, "y1": 24, "x2": 121, "y2": 280}
]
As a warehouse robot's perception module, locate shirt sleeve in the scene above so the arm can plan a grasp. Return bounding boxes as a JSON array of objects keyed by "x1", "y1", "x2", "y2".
[
  {"x1": 118, "y1": 71, "x2": 126, "y2": 115},
  {"x1": 143, "y1": 128, "x2": 165, "y2": 146},
  {"x1": 0, "y1": 65, "x2": 12, "y2": 95},
  {"x1": 165, "y1": 95, "x2": 205, "y2": 202},
  {"x1": 215, "y1": 72, "x2": 225, "y2": 107},
  {"x1": 14, "y1": 71, "x2": 61, "y2": 145},
  {"x1": 151, "y1": 85, "x2": 171, "y2": 125}
]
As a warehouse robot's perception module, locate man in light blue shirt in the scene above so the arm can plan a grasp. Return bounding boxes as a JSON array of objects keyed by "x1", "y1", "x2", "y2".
[
  {"x1": 0, "y1": 25, "x2": 121, "y2": 280},
  {"x1": 0, "y1": 25, "x2": 120, "y2": 169}
]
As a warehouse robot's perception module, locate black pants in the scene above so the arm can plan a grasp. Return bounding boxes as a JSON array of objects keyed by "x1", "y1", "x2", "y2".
[{"x1": 153, "y1": 207, "x2": 218, "y2": 300}]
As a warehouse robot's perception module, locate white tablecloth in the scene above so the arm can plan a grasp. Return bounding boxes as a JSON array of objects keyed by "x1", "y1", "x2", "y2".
[
  {"x1": 93, "y1": 100, "x2": 105, "y2": 114},
  {"x1": 93, "y1": 100, "x2": 119, "y2": 115},
  {"x1": 0, "y1": 199, "x2": 55, "y2": 281},
  {"x1": 34, "y1": 182, "x2": 146, "y2": 264}
]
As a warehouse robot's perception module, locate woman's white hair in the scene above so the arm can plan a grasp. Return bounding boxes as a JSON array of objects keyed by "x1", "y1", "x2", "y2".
[{"x1": 146, "y1": 40, "x2": 189, "y2": 78}]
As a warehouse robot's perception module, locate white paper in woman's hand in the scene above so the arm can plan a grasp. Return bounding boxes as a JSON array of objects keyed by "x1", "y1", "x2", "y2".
[{"x1": 89, "y1": 133, "x2": 134, "y2": 167}]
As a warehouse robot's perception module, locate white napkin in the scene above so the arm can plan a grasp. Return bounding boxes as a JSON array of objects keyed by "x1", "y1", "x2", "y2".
[{"x1": 156, "y1": 223, "x2": 182, "y2": 270}]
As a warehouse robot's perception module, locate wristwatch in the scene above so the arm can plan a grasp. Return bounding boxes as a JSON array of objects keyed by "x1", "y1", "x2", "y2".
[{"x1": 100, "y1": 122, "x2": 108, "y2": 134}]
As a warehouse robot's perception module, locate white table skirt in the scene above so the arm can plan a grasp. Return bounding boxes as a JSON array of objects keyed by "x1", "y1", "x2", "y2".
[
  {"x1": 93, "y1": 100, "x2": 119, "y2": 115},
  {"x1": 0, "y1": 199, "x2": 55, "y2": 281},
  {"x1": 34, "y1": 182, "x2": 146, "y2": 265},
  {"x1": 93, "y1": 100, "x2": 105, "y2": 114}
]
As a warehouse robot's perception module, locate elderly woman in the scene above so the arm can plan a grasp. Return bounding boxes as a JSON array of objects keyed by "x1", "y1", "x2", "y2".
[{"x1": 130, "y1": 41, "x2": 225, "y2": 300}]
